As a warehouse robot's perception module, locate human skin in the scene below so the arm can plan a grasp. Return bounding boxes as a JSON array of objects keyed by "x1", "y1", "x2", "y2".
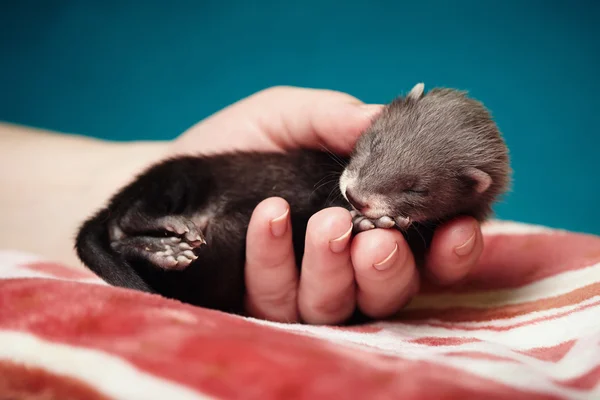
[{"x1": 0, "y1": 86, "x2": 483, "y2": 325}]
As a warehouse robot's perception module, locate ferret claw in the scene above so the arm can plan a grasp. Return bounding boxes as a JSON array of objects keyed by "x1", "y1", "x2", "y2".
[
  {"x1": 352, "y1": 213, "x2": 375, "y2": 233},
  {"x1": 358, "y1": 219, "x2": 376, "y2": 231},
  {"x1": 374, "y1": 216, "x2": 395, "y2": 229},
  {"x1": 153, "y1": 216, "x2": 205, "y2": 245},
  {"x1": 185, "y1": 231, "x2": 205, "y2": 244},
  {"x1": 182, "y1": 250, "x2": 196, "y2": 259},
  {"x1": 394, "y1": 216, "x2": 412, "y2": 229},
  {"x1": 165, "y1": 225, "x2": 184, "y2": 235},
  {"x1": 164, "y1": 256, "x2": 177, "y2": 267}
]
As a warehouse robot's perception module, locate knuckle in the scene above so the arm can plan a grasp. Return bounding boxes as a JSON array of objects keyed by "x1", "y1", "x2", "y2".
[
  {"x1": 255, "y1": 285, "x2": 297, "y2": 310},
  {"x1": 246, "y1": 235, "x2": 295, "y2": 270},
  {"x1": 305, "y1": 283, "x2": 356, "y2": 318}
]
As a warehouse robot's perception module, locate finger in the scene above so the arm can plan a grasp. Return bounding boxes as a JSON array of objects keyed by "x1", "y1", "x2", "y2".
[
  {"x1": 244, "y1": 197, "x2": 299, "y2": 322},
  {"x1": 298, "y1": 207, "x2": 356, "y2": 325},
  {"x1": 351, "y1": 229, "x2": 419, "y2": 319},
  {"x1": 425, "y1": 216, "x2": 484, "y2": 285}
]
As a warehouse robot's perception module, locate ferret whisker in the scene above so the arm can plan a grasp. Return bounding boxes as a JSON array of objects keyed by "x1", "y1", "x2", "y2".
[
  {"x1": 318, "y1": 143, "x2": 341, "y2": 161},
  {"x1": 312, "y1": 176, "x2": 339, "y2": 190},
  {"x1": 311, "y1": 178, "x2": 339, "y2": 199},
  {"x1": 313, "y1": 175, "x2": 332, "y2": 189},
  {"x1": 313, "y1": 169, "x2": 342, "y2": 186},
  {"x1": 322, "y1": 170, "x2": 343, "y2": 179},
  {"x1": 319, "y1": 144, "x2": 348, "y2": 169},
  {"x1": 415, "y1": 226, "x2": 427, "y2": 249},
  {"x1": 326, "y1": 188, "x2": 344, "y2": 206},
  {"x1": 315, "y1": 168, "x2": 344, "y2": 182},
  {"x1": 311, "y1": 171, "x2": 341, "y2": 192}
]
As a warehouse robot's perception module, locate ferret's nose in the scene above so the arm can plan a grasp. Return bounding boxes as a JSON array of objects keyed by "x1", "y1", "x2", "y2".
[{"x1": 346, "y1": 189, "x2": 368, "y2": 212}]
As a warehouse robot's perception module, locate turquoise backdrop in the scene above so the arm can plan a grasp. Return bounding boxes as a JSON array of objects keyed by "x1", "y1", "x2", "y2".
[{"x1": 1, "y1": 1, "x2": 598, "y2": 234}]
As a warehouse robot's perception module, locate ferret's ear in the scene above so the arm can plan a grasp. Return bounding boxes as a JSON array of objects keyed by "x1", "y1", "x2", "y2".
[
  {"x1": 464, "y1": 167, "x2": 492, "y2": 194},
  {"x1": 407, "y1": 83, "x2": 425, "y2": 101}
]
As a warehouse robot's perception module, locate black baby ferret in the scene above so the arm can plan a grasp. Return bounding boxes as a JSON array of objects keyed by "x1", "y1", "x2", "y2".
[{"x1": 75, "y1": 83, "x2": 511, "y2": 315}]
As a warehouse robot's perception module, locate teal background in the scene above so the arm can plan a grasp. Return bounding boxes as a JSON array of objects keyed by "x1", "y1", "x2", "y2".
[{"x1": 1, "y1": 1, "x2": 599, "y2": 234}]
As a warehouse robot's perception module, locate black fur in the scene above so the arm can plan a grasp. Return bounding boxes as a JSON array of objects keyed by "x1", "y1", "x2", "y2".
[{"x1": 75, "y1": 85, "x2": 511, "y2": 316}]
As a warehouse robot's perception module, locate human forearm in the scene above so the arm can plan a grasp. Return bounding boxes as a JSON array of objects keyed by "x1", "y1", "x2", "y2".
[{"x1": 0, "y1": 122, "x2": 168, "y2": 267}]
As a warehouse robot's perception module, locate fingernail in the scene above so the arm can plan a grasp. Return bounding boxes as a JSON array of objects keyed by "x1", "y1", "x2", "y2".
[
  {"x1": 358, "y1": 104, "x2": 384, "y2": 119},
  {"x1": 329, "y1": 223, "x2": 353, "y2": 253},
  {"x1": 270, "y1": 208, "x2": 289, "y2": 238},
  {"x1": 373, "y1": 242, "x2": 399, "y2": 271},
  {"x1": 454, "y1": 227, "x2": 477, "y2": 256}
]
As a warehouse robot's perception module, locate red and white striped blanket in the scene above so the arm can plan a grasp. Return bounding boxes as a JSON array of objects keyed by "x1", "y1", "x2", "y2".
[{"x1": 1, "y1": 220, "x2": 599, "y2": 400}]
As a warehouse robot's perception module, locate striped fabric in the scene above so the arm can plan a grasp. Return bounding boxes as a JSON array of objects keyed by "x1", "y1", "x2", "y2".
[{"x1": 1, "y1": 220, "x2": 599, "y2": 400}]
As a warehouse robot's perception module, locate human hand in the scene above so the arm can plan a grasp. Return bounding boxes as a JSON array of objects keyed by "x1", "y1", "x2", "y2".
[{"x1": 173, "y1": 86, "x2": 484, "y2": 325}]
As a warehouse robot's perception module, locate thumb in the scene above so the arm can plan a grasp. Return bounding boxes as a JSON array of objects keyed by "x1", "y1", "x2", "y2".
[
  {"x1": 252, "y1": 86, "x2": 383, "y2": 154},
  {"x1": 177, "y1": 86, "x2": 383, "y2": 156}
]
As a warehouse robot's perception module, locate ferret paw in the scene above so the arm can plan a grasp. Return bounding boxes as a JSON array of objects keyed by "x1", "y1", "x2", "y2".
[
  {"x1": 351, "y1": 212, "x2": 396, "y2": 233},
  {"x1": 111, "y1": 216, "x2": 206, "y2": 271},
  {"x1": 111, "y1": 236, "x2": 201, "y2": 270}
]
